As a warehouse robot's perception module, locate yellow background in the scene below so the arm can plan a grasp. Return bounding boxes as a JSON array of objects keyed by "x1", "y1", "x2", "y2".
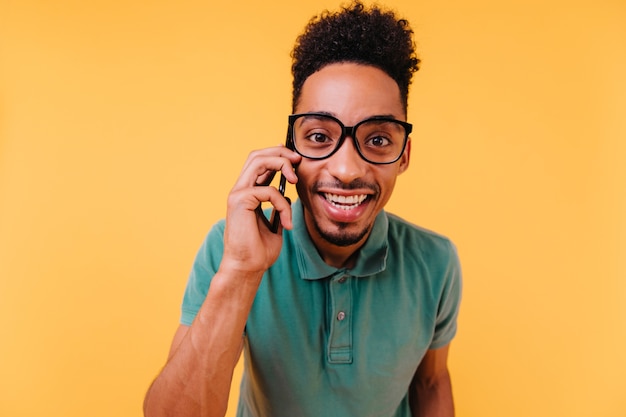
[{"x1": 1, "y1": 0, "x2": 625, "y2": 416}]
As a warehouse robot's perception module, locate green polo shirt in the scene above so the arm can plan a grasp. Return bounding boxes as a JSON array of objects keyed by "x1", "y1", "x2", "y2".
[{"x1": 181, "y1": 199, "x2": 462, "y2": 417}]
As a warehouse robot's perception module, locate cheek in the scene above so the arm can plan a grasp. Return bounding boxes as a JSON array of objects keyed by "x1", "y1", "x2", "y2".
[
  {"x1": 372, "y1": 171, "x2": 400, "y2": 202},
  {"x1": 295, "y1": 162, "x2": 318, "y2": 187},
  {"x1": 372, "y1": 167, "x2": 398, "y2": 186},
  {"x1": 295, "y1": 180, "x2": 307, "y2": 200},
  {"x1": 294, "y1": 164, "x2": 315, "y2": 198}
]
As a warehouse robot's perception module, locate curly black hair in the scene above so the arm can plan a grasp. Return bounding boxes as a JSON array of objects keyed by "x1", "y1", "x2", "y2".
[{"x1": 291, "y1": 1, "x2": 420, "y2": 112}]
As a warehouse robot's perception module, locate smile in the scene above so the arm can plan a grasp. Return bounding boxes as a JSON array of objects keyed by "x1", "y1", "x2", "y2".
[{"x1": 323, "y1": 193, "x2": 368, "y2": 210}]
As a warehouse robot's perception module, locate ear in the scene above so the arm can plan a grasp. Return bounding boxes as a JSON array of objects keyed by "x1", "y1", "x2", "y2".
[{"x1": 397, "y1": 138, "x2": 411, "y2": 174}]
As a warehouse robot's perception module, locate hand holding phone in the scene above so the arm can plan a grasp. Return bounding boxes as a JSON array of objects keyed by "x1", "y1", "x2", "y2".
[
  {"x1": 255, "y1": 173, "x2": 288, "y2": 233},
  {"x1": 255, "y1": 132, "x2": 295, "y2": 233}
]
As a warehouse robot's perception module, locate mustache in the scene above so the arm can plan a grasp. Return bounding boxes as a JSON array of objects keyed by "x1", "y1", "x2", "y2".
[{"x1": 312, "y1": 180, "x2": 380, "y2": 194}]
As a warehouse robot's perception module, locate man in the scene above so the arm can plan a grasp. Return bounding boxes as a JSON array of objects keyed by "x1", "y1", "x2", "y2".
[{"x1": 144, "y1": 2, "x2": 462, "y2": 417}]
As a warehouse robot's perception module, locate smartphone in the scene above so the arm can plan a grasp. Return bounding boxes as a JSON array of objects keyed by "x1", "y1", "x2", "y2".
[{"x1": 255, "y1": 131, "x2": 294, "y2": 233}]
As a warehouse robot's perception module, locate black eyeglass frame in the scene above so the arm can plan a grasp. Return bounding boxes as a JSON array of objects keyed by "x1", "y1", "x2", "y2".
[{"x1": 287, "y1": 112, "x2": 413, "y2": 165}]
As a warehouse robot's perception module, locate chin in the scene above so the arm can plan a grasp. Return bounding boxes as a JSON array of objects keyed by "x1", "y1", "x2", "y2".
[{"x1": 314, "y1": 221, "x2": 371, "y2": 247}]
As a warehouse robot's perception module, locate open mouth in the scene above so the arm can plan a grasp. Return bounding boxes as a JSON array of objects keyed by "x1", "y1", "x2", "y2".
[{"x1": 323, "y1": 193, "x2": 368, "y2": 210}]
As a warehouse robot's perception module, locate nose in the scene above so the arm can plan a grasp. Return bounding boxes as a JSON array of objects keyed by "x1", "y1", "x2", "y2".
[{"x1": 326, "y1": 136, "x2": 367, "y2": 184}]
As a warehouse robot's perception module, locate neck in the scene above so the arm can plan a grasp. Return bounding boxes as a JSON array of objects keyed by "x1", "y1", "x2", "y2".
[
  {"x1": 317, "y1": 244, "x2": 360, "y2": 269},
  {"x1": 305, "y1": 223, "x2": 370, "y2": 269}
]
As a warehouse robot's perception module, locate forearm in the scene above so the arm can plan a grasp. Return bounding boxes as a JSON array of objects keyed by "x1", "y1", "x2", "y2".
[
  {"x1": 409, "y1": 370, "x2": 455, "y2": 417},
  {"x1": 144, "y1": 270, "x2": 262, "y2": 417}
]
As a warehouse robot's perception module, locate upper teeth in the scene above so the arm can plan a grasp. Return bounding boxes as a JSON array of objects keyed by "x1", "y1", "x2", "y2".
[{"x1": 324, "y1": 193, "x2": 367, "y2": 207}]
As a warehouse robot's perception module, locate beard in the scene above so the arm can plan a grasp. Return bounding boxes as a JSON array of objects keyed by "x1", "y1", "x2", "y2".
[{"x1": 312, "y1": 219, "x2": 371, "y2": 247}]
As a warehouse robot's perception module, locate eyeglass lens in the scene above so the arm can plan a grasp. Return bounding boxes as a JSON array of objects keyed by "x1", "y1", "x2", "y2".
[{"x1": 291, "y1": 114, "x2": 408, "y2": 164}]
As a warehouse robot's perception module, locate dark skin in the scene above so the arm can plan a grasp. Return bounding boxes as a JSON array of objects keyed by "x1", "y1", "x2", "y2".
[{"x1": 143, "y1": 63, "x2": 454, "y2": 417}]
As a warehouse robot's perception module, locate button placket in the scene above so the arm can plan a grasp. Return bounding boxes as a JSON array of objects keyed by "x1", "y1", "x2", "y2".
[{"x1": 327, "y1": 275, "x2": 352, "y2": 364}]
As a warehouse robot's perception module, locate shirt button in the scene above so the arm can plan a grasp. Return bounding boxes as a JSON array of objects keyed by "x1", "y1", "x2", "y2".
[
  {"x1": 338, "y1": 276, "x2": 347, "y2": 283},
  {"x1": 337, "y1": 311, "x2": 346, "y2": 321}
]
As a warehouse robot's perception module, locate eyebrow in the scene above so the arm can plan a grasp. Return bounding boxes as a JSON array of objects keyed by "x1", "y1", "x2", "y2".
[{"x1": 304, "y1": 111, "x2": 402, "y2": 123}]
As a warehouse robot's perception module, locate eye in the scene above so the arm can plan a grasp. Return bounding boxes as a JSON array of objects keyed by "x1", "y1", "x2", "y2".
[
  {"x1": 306, "y1": 132, "x2": 332, "y2": 144},
  {"x1": 366, "y1": 135, "x2": 391, "y2": 147}
]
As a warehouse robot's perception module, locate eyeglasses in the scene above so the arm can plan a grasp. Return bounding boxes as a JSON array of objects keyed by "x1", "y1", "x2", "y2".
[{"x1": 287, "y1": 113, "x2": 412, "y2": 164}]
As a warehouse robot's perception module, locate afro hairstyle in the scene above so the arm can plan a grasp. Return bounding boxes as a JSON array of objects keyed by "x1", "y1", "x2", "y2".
[{"x1": 291, "y1": 1, "x2": 420, "y2": 112}]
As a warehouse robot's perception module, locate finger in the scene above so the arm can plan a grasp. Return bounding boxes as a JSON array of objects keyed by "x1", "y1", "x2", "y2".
[
  {"x1": 255, "y1": 170, "x2": 277, "y2": 187},
  {"x1": 264, "y1": 194, "x2": 294, "y2": 231},
  {"x1": 241, "y1": 145, "x2": 300, "y2": 173},
  {"x1": 233, "y1": 153, "x2": 300, "y2": 192},
  {"x1": 269, "y1": 193, "x2": 294, "y2": 230},
  {"x1": 280, "y1": 196, "x2": 293, "y2": 230},
  {"x1": 227, "y1": 184, "x2": 289, "y2": 215}
]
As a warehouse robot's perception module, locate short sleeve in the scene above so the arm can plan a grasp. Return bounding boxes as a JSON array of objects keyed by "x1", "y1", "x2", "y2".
[
  {"x1": 429, "y1": 241, "x2": 462, "y2": 349},
  {"x1": 180, "y1": 220, "x2": 226, "y2": 326}
]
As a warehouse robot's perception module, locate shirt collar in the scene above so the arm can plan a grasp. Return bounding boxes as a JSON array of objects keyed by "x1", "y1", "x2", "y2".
[{"x1": 290, "y1": 199, "x2": 389, "y2": 280}]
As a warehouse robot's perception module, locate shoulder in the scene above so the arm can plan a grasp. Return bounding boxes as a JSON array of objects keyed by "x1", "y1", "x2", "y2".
[
  {"x1": 385, "y1": 212, "x2": 457, "y2": 258},
  {"x1": 383, "y1": 213, "x2": 461, "y2": 287},
  {"x1": 190, "y1": 219, "x2": 228, "y2": 275},
  {"x1": 384, "y1": 214, "x2": 462, "y2": 324},
  {"x1": 201, "y1": 219, "x2": 227, "y2": 248}
]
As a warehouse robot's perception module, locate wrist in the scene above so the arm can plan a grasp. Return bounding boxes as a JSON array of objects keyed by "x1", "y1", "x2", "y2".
[{"x1": 216, "y1": 259, "x2": 266, "y2": 286}]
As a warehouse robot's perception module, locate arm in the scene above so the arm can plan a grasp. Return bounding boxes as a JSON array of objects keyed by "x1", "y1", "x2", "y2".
[
  {"x1": 409, "y1": 344, "x2": 455, "y2": 417},
  {"x1": 143, "y1": 146, "x2": 301, "y2": 417},
  {"x1": 143, "y1": 269, "x2": 263, "y2": 417}
]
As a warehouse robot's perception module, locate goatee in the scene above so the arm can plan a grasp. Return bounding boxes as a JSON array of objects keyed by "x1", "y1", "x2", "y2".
[{"x1": 313, "y1": 220, "x2": 370, "y2": 247}]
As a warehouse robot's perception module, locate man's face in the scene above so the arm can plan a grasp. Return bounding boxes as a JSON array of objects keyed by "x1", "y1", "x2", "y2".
[{"x1": 294, "y1": 62, "x2": 411, "y2": 259}]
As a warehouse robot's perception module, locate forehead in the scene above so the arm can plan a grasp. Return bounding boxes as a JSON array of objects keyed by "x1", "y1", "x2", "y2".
[{"x1": 295, "y1": 63, "x2": 405, "y2": 124}]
